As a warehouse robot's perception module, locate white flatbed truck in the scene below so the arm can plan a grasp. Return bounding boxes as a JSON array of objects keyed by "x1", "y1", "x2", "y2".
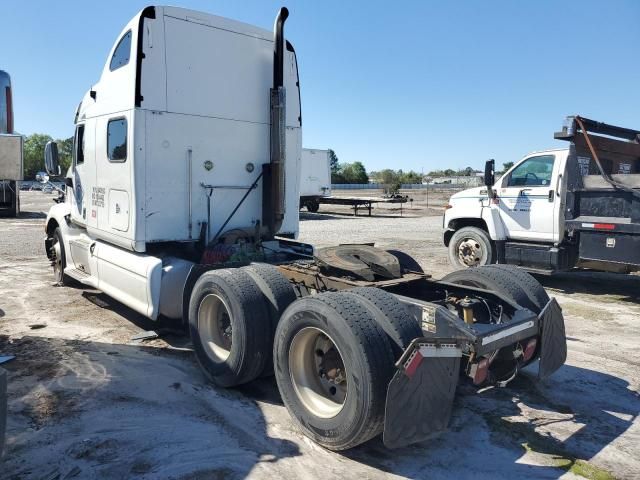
[
  {"x1": 43, "y1": 5, "x2": 567, "y2": 450},
  {"x1": 444, "y1": 116, "x2": 640, "y2": 274}
]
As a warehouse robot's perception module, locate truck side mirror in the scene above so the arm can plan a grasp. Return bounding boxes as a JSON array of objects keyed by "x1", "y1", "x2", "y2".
[
  {"x1": 484, "y1": 159, "x2": 495, "y2": 187},
  {"x1": 44, "y1": 141, "x2": 61, "y2": 176}
]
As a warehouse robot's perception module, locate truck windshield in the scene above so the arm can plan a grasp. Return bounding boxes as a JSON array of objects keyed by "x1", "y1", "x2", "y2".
[{"x1": 507, "y1": 155, "x2": 555, "y2": 187}]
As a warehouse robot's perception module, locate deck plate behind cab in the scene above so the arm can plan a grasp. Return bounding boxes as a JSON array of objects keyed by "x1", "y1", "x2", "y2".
[{"x1": 314, "y1": 245, "x2": 401, "y2": 281}]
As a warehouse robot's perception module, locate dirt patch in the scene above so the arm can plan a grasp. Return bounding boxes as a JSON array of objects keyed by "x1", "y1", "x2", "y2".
[{"x1": 0, "y1": 192, "x2": 638, "y2": 479}]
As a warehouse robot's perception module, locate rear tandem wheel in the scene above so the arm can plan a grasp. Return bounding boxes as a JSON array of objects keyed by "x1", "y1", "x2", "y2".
[{"x1": 274, "y1": 291, "x2": 396, "y2": 450}]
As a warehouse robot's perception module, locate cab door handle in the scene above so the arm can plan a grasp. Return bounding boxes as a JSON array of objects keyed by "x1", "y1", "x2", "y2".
[{"x1": 548, "y1": 190, "x2": 554, "y2": 202}]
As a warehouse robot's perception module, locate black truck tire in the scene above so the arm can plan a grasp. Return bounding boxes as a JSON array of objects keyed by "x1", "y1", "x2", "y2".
[
  {"x1": 485, "y1": 264, "x2": 549, "y2": 314},
  {"x1": 442, "y1": 265, "x2": 547, "y2": 373},
  {"x1": 448, "y1": 227, "x2": 494, "y2": 268},
  {"x1": 386, "y1": 249, "x2": 424, "y2": 273},
  {"x1": 344, "y1": 287, "x2": 422, "y2": 359},
  {"x1": 306, "y1": 199, "x2": 320, "y2": 213},
  {"x1": 274, "y1": 292, "x2": 395, "y2": 450},
  {"x1": 442, "y1": 266, "x2": 538, "y2": 314},
  {"x1": 189, "y1": 269, "x2": 271, "y2": 387},
  {"x1": 241, "y1": 263, "x2": 297, "y2": 376},
  {"x1": 51, "y1": 227, "x2": 70, "y2": 286}
]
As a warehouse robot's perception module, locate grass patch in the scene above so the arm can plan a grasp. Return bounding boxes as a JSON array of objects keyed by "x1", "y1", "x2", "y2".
[{"x1": 482, "y1": 413, "x2": 615, "y2": 480}]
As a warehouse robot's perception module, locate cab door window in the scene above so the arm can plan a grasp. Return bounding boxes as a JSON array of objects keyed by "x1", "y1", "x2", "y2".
[
  {"x1": 74, "y1": 125, "x2": 85, "y2": 166},
  {"x1": 107, "y1": 118, "x2": 127, "y2": 162},
  {"x1": 505, "y1": 155, "x2": 555, "y2": 187}
]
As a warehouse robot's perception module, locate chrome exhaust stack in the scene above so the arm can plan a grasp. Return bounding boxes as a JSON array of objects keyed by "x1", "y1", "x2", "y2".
[{"x1": 263, "y1": 7, "x2": 289, "y2": 238}]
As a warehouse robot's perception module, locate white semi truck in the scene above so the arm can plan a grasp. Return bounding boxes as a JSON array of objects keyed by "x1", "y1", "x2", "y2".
[
  {"x1": 43, "y1": 6, "x2": 567, "y2": 450},
  {"x1": 299, "y1": 148, "x2": 331, "y2": 212},
  {"x1": 444, "y1": 116, "x2": 640, "y2": 274},
  {"x1": 0, "y1": 70, "x2": 22, "y2": 218}
]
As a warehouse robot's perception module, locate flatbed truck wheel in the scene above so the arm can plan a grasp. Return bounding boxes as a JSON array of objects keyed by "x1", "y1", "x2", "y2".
[
  {"x1": 274, "y1": 292, "x2": 395, "y2": 450},
  {"x1": 240, "y1": 263, "x2": 297, "y2": 376},
  {"x1": 344, "y1": 287, "x2": 422, "y2": 359},
  {"x1": 448, "y1": 227, "x2": 493, "y2": 268},
  {"x1": 306, "y1": 199, "x2": 319, "y2": 213},
  {"x1": 189, "y1": 269, "x2": 271, "y2": 387}
]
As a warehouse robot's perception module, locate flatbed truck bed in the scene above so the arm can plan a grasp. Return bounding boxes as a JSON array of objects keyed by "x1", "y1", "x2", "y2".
[{"x1": 316, "y1": 195, "x2": 410, "y2": 216}]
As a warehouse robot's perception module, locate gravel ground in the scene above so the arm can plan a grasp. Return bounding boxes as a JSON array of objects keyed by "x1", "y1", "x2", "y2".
[{"x1": 0, "y1": 192, "x2": 639, "y2": 480}]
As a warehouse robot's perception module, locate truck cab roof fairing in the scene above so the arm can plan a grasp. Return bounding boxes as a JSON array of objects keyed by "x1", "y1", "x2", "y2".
[{"x1": 135, "y1": 6, "x2": 156, "y2": 107}]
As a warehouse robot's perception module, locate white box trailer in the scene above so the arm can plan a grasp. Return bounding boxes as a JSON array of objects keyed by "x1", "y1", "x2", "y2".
[
  {"x1": 0, "y1": 70, "x2": 21, "y2": 217},
  {"x1": 0, "y1": 135, "x2": 23, "y2": 181},
  {"x1": 42, "y1": 5, "x2": 567, "y2": 451},
  {"x1": 299, "y1": 148, "x2": 330, "y2": 212}
]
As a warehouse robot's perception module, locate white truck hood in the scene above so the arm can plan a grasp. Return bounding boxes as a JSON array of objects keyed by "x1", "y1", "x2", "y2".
[{"x1": 450, "y1": 186, "x2": 487, "y2": 201}]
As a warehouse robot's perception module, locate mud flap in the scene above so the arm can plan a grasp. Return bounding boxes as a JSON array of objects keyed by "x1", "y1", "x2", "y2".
[
  {"x1": 538, "y1": 298, "x2": 567, "y2": 380},
  {"x1": 383, "y1": 340, "x2": 462, "y2": 449}
]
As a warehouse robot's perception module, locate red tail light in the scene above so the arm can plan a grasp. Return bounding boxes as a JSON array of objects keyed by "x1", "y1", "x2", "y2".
[
  {"x1": 594, "y1": 223, "x2": 615, "y2": 231},
  {"x1": 472, "y1": 358, "x2": 489, "y2": 385},
  {"x1": 523, "y1": 338, "x2": 537, "y2": 363}
]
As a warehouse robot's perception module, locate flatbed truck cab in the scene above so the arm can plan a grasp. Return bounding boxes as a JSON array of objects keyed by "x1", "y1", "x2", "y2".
[
  {"x1": 444, "y1": 116, "x2": 640, "y2": 274},
  {"x1": 42, "y1": 6, "x2": 567, "y2": 451}
]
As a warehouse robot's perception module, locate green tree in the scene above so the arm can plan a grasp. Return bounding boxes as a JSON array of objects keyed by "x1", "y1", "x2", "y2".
[
  {"x1": 379, "y1": 169, "x2": 398, "y2": 184},
  {"x1": 502, "y1": 161, "x2": 514, "y2": 172},
  {"x1": 55, "y1": 136, "x2": 74, "y2": 172},
  {"x1": 328, "y1": 149, "x2": 340, "y2": 174},
  {"x1": 23, "y1": 133, "x2": 53, "y2": 178},
  {"x1": 399, "y1": 170, "x2": 423, "y2": 184},
  {"x1": 340, "y1": 161, "x2": 368, "y2": 184}
]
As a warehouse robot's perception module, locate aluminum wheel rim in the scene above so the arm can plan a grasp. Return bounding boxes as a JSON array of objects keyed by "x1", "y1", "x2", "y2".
[
  {"x1": 289, "y1": 327, "x2": 347, "y2": 419},
  {"x1": 52, "y1": 239, "x2": 62, "y2": 277},
  {"x1": 198, "y1": 294, "x2": 233, "y2": 362},
  {"x1": 458, "y1": 238, "x2": 483, "y2": 266}
]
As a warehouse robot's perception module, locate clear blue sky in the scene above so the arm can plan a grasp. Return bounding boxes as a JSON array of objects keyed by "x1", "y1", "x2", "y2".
[{"x1": 4, "y1": 0, "x2": 639, "y2": 173}]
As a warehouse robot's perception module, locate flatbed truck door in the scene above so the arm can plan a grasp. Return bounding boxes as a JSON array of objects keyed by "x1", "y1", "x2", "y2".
[{"x1": 496, "y1": 153, "x2": 560, "y2": 242}]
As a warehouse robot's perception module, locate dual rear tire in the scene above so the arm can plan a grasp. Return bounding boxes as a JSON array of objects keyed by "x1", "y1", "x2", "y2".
[
  {"x1": 274, "y1": 288, "x2": 421, "y2": 450},
  {"x1": 442, "y1": 264, "x2": 549, "y2": 314},
  {"x1": 188, "y1": 264, "x2": 296, "y2": 387},
  {"x1": 189, "y1": 266, "x2": 422, "y2": 450}
]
